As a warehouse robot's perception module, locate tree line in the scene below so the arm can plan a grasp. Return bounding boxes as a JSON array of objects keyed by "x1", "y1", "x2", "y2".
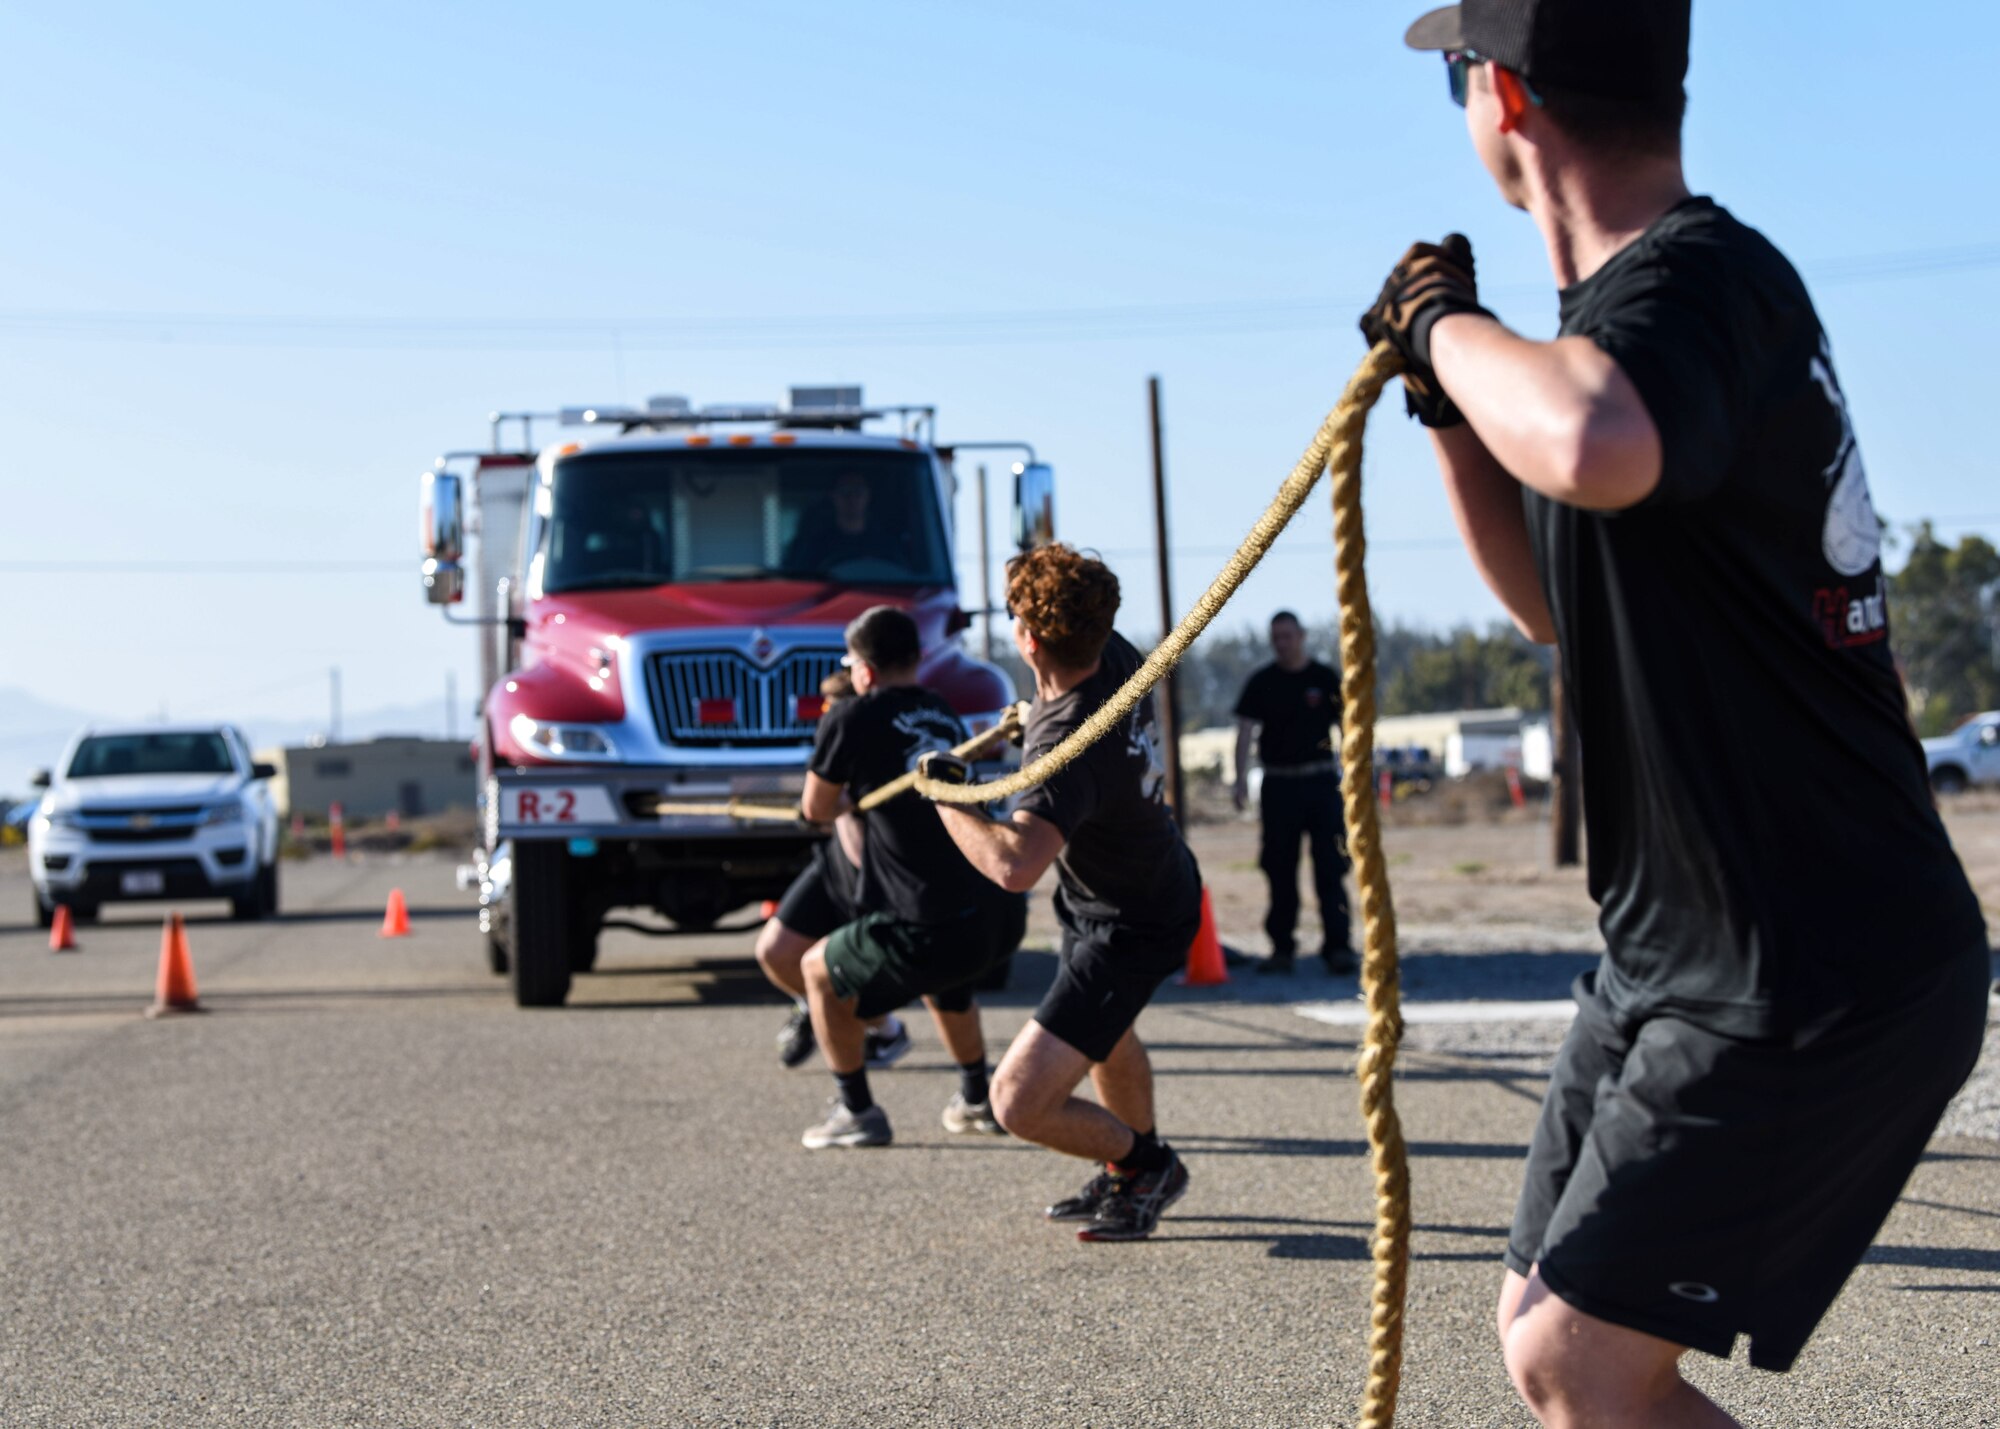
[{"x1": 986, "y1": 523, "x2": 1998, "y2": 737}]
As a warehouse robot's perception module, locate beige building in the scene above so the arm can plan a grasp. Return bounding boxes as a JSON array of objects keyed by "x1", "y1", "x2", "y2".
[{"x1": 258, "y1": 737, "x2": 477, "y2": 820}]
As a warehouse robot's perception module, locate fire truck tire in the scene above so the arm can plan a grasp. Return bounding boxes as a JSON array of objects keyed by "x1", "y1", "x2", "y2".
[
  {"x1": 34, "y1": 893, "x2": 54, "y2": 929},
  {"x1": 568, "y1": 918, "x2": 600, "y2": 974},
  {"x1": 509, "y1": 840, "x2": 574, "y2": 1007},
  {"x1": 486, "y1": 932, "x2": 510, "y2": 976}
]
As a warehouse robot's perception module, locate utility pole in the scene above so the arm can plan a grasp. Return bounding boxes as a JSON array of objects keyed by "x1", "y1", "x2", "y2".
[
  {"x1": 1147, "y1": 376, "x2": 1185, "y2": 817},
  {"x1": 329, "y1": 667, "x2": 343, "y2": 745},
  {"x1": 1550, "y1": 664, "x2": 1580, "y2": 867},
  {"x1": 445, "y1": 670, "x2": 457, "y2": 741},
  {"x1": 976, "y1": 463, "x2": 994, "y2": 663}
]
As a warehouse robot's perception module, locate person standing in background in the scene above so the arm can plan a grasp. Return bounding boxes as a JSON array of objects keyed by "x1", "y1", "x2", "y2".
[{"x1": 1232, "y1": 611, "x2": 1355, "y2": 975}]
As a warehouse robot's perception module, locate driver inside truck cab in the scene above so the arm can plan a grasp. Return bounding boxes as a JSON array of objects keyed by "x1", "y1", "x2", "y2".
[{"x1": 781, "y1": 469, "x2": 907, "y2": 576}]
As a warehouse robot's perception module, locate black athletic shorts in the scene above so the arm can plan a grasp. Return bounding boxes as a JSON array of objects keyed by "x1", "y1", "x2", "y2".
[
  {"x1": 773, "y1": 855, "x2": 853, "y2": 942},
  {"x1": 1506, "y1": 948, "x2": 1989, "y2": 1372},
  {"x1": 824, "y1": 896, "x2": 1028, "y2": 1021},
  {"x1": 1034, "y1": 902, "x2": 1201, "y2": 1063}
]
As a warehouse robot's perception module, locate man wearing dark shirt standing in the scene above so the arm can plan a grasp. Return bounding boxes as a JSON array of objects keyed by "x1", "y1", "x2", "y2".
[
  {"x1": 924, "y1": 545, "x2": 1204, "y2": 1242},
  {"x1": 794, "y1": 606, "x2": 1026, "y2": 1150},
  {"x1": 1232, "y1": 610, "x2": 1354, "y2": 975},
  {"x1": 1367, "y1": 3, "x2": 1990, "y2": 1423}
]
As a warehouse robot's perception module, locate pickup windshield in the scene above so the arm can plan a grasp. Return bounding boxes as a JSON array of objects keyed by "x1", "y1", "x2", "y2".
[
  {"x1": 543, "y1": 447, "x2": 951, "y2": 592},
  {"x1": 69, "y1": 732, "x2": 235, "y2": 778}
]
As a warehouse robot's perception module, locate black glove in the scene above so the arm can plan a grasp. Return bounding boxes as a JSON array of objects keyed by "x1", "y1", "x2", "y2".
[
  {"x1": 1359, "y1": 233, "x2": 1493, "y2": 428},
  {"x1": 918, "y1": 750, "x2": 971, "y2": 788}
]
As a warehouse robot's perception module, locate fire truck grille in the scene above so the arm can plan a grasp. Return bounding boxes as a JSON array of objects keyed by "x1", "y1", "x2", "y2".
[{"x1": 645, "y1": 648, "x2": 845, "y2": 747}]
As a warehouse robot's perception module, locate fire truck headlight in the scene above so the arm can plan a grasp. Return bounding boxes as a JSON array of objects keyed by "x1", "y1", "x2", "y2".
[{"x1": 508, "y1": 715, "x2": 620, "y2": 761}]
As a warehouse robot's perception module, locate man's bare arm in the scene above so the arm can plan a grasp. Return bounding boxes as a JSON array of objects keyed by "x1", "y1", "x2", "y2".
[
  {"x1": 1429, "y1": 424, "x2": 1557, "y2": 644},
  {"x1": 1431, "y1": 314, "x2": 1663, "y2": 513},
  {"x1": 934, "y1": 805, "x2": 1066, "y2": 894},
  {"x1": 800, "y1": 771, "x2": 846, "y2": 825}
]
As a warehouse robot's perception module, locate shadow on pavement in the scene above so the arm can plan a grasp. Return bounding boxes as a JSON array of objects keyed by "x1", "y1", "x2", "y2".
[
  {"x1": 1864, "y1": 1246, "x2": 2000, "y2": 1272},
  {"x1": 1165, "y1": 1214, "x2": 1512, "y2": 1261},
  {"x1": 1175, "y1": 1133, "x2": 1527, "y2": 1159}
]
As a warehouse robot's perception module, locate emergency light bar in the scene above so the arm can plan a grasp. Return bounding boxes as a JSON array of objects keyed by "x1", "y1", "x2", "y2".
[{"x1": 557, "y1": 386, "x2": 936, "y2": 439}]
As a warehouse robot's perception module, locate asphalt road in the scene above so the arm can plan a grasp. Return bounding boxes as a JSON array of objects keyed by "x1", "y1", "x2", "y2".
[{"x1": 1, "y1": 851, "x2": 1994, "y2": 1427}]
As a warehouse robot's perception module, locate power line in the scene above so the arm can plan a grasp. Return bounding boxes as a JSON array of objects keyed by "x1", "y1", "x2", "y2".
[
  {"x1": 0, "y1": 239, "x2": 1993, "y2": 352},
  {"x1": 0, "y1": 560, "x2": 406, "y2": 574}
]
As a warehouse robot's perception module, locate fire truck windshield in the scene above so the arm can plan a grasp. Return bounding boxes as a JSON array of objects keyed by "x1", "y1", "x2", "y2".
[{"x1": 543, "y1": 447, "x2": 952, "y2": 592}]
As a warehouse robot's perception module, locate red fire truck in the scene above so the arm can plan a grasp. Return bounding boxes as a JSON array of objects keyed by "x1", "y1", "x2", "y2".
[{"x1": 418, "y1": 386, "x2": 1054, "y2": 1006}]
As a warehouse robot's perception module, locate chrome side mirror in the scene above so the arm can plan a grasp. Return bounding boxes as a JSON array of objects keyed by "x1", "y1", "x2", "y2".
[
  {"x1": 422, "y1": 470, "x2": 465, "y2": 561},
  {"x1": 1012, "y1": 462, "x2": 1055, "y2": 551},
  {"x1": 421, "y1": 471, "x2": 466, "y2": 606}
]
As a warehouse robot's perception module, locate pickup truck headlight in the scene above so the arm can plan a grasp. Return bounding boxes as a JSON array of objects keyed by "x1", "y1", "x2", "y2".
[
  {"x1": 202, "y1": 802, "x2": 246, "y2": 826},
  {"x1": 508, "y1": 714, "x2": 621, "y2": 761}
]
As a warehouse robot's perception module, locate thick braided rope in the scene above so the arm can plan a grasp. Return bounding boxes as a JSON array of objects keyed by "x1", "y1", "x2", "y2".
[
  {"x1": 894, "y1": 346, "x2": 1396, "y2": 807},
  {"x1": 902, "y1": 341, "x2": 1411, "y2": 1421},
  {"x1": 674, "y1": 345, "x2": 1412, "y2": 1423},
  {"x1": 1328, "y1": 347, "x2": 1412, "y2": 1429}
]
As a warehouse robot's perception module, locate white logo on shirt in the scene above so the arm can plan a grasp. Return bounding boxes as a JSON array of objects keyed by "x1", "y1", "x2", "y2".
[
  {"x1": 892, "y1": 708, "x2": 960, "y2": 773},
  {"x1": 1811, "y1": 337, "x2": 1879, "y2": 578}
]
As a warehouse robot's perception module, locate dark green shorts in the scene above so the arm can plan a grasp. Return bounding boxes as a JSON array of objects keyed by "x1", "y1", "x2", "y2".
[{"x1": 823, "y1": 897, "x2": 1027, "y2": 1021}]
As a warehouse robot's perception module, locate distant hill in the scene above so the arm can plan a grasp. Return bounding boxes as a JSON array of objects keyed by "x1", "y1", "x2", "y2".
[
  {"x1": 0, "y1": 686, "x2": 469, "y2": 791},
  {"x1": 0, "y1": 687, "x2": 101, "y2": 785}
]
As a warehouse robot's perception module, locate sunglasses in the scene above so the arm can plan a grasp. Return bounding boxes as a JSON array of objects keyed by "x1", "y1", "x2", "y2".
[{"x1": 1444, "y1": 49, "x2": 1542, "y2": 109}]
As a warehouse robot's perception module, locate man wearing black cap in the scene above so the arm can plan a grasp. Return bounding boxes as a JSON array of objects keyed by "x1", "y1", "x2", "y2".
[{"x1": 1373, "y1": 4, "x2": 1990, "y2": 1423}]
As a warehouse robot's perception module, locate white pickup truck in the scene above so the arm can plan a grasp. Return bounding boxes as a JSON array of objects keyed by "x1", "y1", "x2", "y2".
[
  {"x1": 27, "y1": 725, "x2": 281, "y2": 926},
  {"x1": 1923, "y1": 711, "x2": 2000, "y2": 794}
]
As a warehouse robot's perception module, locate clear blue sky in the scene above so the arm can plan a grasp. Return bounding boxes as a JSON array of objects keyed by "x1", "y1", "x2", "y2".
[{"x1": 2, "y1": 1, "x2": 1996, "y2": 739}]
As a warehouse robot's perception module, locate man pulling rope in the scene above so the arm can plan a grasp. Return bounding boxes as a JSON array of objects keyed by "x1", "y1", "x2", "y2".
[{"x1": 1378, "y1": 3, "x2": 1990, "y2": 1425}]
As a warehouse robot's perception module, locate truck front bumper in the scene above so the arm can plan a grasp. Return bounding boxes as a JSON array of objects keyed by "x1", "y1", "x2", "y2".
[{"x1": 495, "y1": 764, "x2": 813, "y2": 842}]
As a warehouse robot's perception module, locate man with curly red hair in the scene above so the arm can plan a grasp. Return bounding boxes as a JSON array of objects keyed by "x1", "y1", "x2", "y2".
[{"x1": 923, "y1": 544, "x2": 1204, "y2": 1242}]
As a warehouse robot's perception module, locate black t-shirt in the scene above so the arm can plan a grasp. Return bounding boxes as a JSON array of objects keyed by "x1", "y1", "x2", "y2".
[
  {"x1": 1016, "y1": 633, "x2": 1201, "y2": 929},
  {"x1": 813, "y1": 825, "x2": 862, "y2": 919},
  {"x1": 808, "y1": 685, "x2": 989, "y2": 924},
  {"x1": 1234, "y1": 660, "x2": 1342, "y2": 767},
  {"x1": 1528, "y1": 196, "x2": 1986, "y2": 1038}
]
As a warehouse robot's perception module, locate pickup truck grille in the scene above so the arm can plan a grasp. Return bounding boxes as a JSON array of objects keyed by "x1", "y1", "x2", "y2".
[
  {"x1": 75, "y1": 806, "x2": 209, "y2": 843},
  {"x1": 646, "y1": 648, "x2": 845, "y2": 747}
]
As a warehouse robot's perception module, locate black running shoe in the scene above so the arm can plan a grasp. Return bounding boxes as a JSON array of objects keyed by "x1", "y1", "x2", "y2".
[
  {"x1": 1319, "y1": 945, "x2": 1359, "y2": 976},
  {"x1": 1077, "y1": 1151, "x2": 1190, "y2": 1242},
  {"x1": 1045, "y1": 1168, "x2": 1120, "y2": 1223},
  {"x1": 776, "y1": 1007, "x2": 816, "y2": 1068},
  {"x1": 1255, "y1": 953, "x2": 1297, "y2": 977}
]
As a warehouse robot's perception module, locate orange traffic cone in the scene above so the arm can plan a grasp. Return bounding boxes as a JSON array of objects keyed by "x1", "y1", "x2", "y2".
[
  {"x1": 146, "y1": 913, "x2": 202, "y2": 1017},
  {"x1": 1177, "y1": 888, "x2": 1230, "y2": 987},
  {"x1": 759, "y1": 899, "x2": 779, "y2": 920},
  {"x1": 379, "y1": 888, "x2": 411, "y2": 938},
  {"x1": 49, "y1": 904, "x2": 78, "y2": 952}
]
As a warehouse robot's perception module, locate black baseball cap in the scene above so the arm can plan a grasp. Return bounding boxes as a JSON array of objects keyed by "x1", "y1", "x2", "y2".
[{"x1": 1405, "y1": 1, "x2": 1689, "y2": 105}]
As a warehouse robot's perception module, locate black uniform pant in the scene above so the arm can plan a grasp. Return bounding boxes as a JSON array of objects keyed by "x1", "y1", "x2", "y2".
[{"x1": 1258, "y1": 771, "x2": 1351, "y2": 956}]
